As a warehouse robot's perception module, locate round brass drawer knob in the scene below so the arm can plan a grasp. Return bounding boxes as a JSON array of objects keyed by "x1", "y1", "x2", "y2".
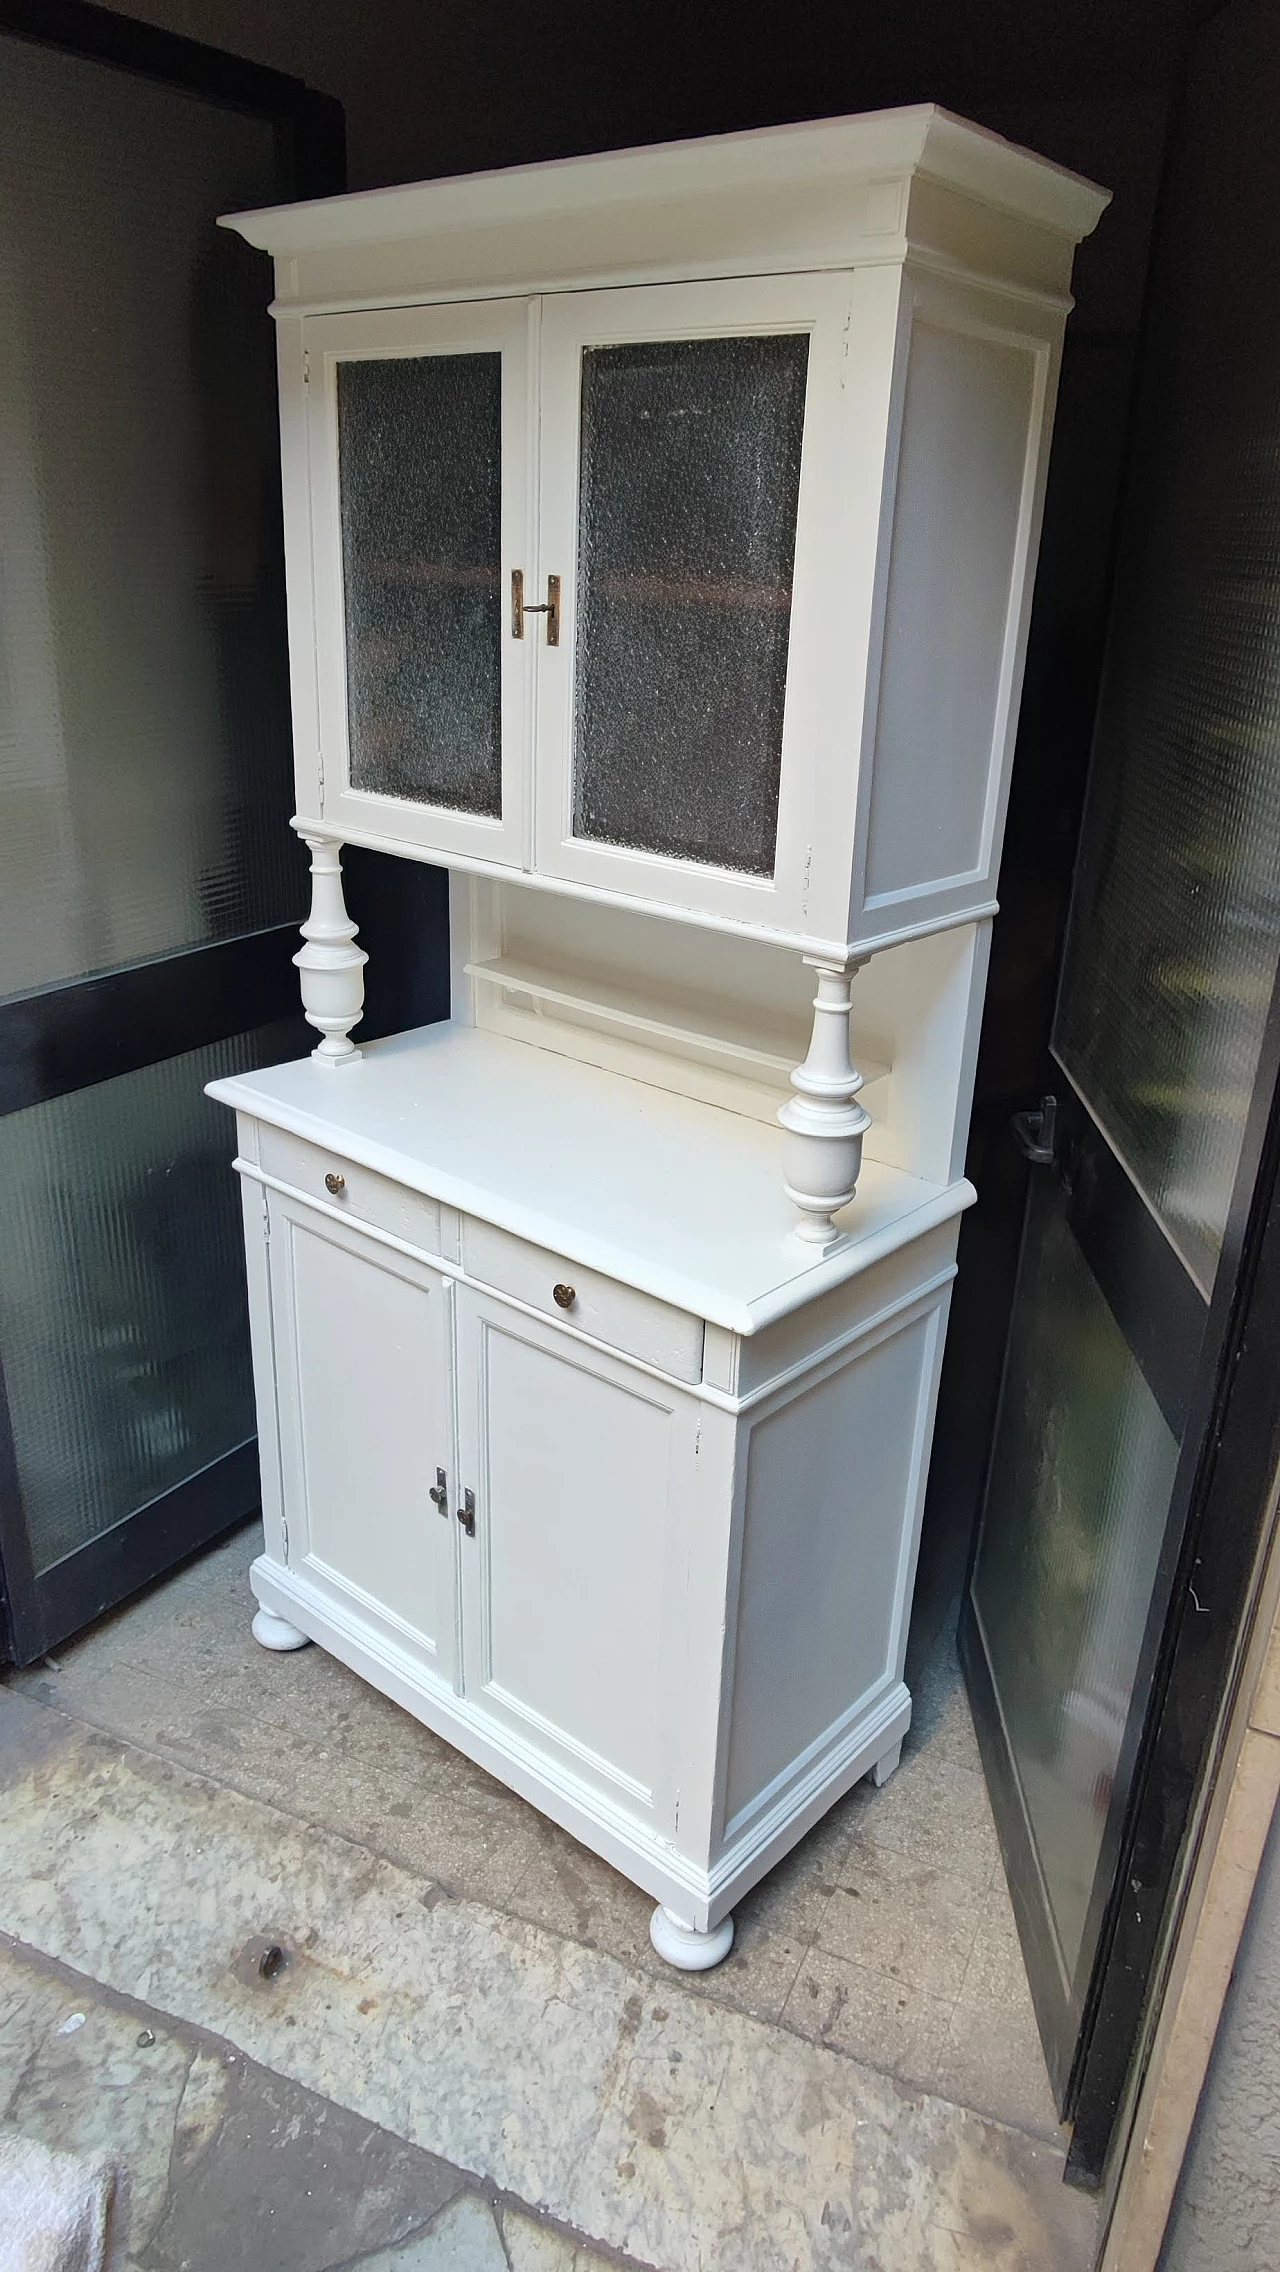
[
  {"x1": 552, "y1": 1282, "x2": 576, "y2": 1311},
  {"x1": 324, "y1": 1171, "x2": 346, "y2": 1196}
]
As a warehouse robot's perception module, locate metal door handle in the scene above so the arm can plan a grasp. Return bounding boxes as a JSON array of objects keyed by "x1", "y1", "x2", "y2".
[
  {"x1": 428, "y1": 1467, "x2": 448, "y2": 1515},
  {"x1": 1011, "y1": 1093, "x2": 1058, "y2": 1166},
  {"x1": 457, "y1": 1488, "x2": 476, "y2": 1538}
]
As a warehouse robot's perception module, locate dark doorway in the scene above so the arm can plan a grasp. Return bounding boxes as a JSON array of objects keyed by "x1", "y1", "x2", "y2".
[{"x1": 960, "y1": 0, "x2": 1280, "y2": 2182}]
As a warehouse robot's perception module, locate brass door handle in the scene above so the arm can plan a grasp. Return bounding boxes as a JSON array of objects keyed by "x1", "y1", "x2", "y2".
[
  {"x1": 511, "y1": 570, "x2": 560, "y2": 645},
  {"x1": 324, "y1": 1171, "x2": 346, "y2": 1196},
  {"x1": 552, "y1": 1283, "x2": 576, "y2": 1310}
]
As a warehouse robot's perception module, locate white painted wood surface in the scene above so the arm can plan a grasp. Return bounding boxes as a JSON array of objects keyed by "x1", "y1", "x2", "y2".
[{"x1": 208, "y1": 1023, "x2": 973, "y2": 1339}]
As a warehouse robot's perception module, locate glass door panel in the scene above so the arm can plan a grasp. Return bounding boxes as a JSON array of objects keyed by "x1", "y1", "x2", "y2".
[
  {"x1": 970, "y1": 1170, "x2": 1181, "y2": 1990},
  {"x1": 571, "y1": 332, "x2": 809, "y2": 876},
  {"x1": 307, "y1": 299, "x2": 532, "y2": 867},
  {"x1": 534, "y1": 274, "x2": 871, "y2": 939},
  {"x1": 337, "y1": 351, "x2": 503, "y2": 816}
]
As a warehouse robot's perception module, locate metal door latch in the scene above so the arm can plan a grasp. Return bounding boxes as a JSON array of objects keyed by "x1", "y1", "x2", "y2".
[
  {"x1": 511, "y1": 570, "x2": 560, "y2": 644},
  {"x1": 457, "y1": 1488, "x2": 476, "y2": 1538},
  {"x1": 1011, "y1": 1093, "x2": 1058, "y2": 1166},
  {"x1": 428, "y1": 1467, "x2": 448, "y2": 1515}
]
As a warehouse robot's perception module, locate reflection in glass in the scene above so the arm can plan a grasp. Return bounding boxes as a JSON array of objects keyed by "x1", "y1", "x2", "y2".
[
  {"x1": 571, "y1": 333, "x2": 809, "y2": 876},
  {"x1": 0, "y1": 33, "x2": 302, "y2": 998},
  {"x1": 338, "y1": 352, "x2": 503, "y2": 815},
  {"x1": 972, "y1": 1181, "x2": 1180, "y2": 1982},
  {"x1": 1053, "y1": 138, "x2": 1280, "y2": 1292},
  {"x1": 0, "y1": 1027, "x2": 294, "y2": 1578}
]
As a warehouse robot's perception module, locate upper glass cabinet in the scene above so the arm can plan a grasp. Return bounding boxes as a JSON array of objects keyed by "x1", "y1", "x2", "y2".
[
  {"x1": 236, "y1": 111, "x2": 1105, "y2": 955},
  {"x1": 305, "y1": 299, "x2": 532, "y2": 866}
]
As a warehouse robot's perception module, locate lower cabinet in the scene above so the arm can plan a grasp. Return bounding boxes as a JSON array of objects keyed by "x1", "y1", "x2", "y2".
[
  {"x1": 453, "y1": 1287, "x2": 699, "y2": 1836},
  {"x1": 266, "y1": 1190, "x2": 457, "y2": 1685},
  {"x1": 250, "y1": 1169, "x2": 943, "y2": 1949}
]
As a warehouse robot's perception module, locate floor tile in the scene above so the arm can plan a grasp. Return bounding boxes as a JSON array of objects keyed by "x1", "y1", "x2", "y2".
[
  {"x1": 842, "y1": 1745, "x2": 1002, "y2": 1891},
  {"x1": 781, "y1": 1942, "x2": 952, "y2": 2087},
  {"x1": 501, "y1": 2206, "x2": 618, "y2": 2270},
  {"x1": 4, "y1": 1990, "x2": 190, "y2": 2257},
  {"x1": 816, "y1": 1841, "x2": 983, "y2": 1999},
  {"x1": 930, "y1": 1901, "x2": 1063, "y2": 2140},
  {"x1": 353, "y1": 2192, "x2": 507, "y2": 2270}
]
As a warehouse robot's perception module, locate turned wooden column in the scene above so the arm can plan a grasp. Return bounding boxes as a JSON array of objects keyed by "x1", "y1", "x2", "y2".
[
  {"x1": 294, "y1": 833, "x2": 367, "y2": 1063},
  {"x1": 778, "y1": 957, "x2": 872, "y2": 1253}
]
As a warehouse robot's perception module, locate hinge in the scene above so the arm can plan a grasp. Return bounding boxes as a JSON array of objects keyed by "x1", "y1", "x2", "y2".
[
  {"x1": 302, "y1": 348, "x2": 311, "y2": 387},
  {"x1": 317, "y1": 746, "x2": 325, "y2": 816},
  {"x1": 281, "y1": 1517, "x2": 290, "y2": 1563}
]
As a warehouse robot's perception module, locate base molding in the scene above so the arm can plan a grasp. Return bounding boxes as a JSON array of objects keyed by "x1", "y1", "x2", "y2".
[{"x1": 250, "y1": 1556, "x2": 912, "y2": 1930}]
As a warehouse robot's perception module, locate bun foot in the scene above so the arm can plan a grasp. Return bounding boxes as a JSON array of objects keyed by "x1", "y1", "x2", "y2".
[
  {"x1": 649, "y1": 1904, "x2": 734, "y2": 1971},
  {"x1": 252, "y1": 1605, "x2": 311, "y2": 1652}
]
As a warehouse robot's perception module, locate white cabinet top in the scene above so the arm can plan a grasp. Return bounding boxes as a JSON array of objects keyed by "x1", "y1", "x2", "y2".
[
  {"x1": 222, "y1": 104, "x2": 1107, "y2": 308},
  {"x1": 209, "y1": 1023, "x2": 972, "y2": 1334}
]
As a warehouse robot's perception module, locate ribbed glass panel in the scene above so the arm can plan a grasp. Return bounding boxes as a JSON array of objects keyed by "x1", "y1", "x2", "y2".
[
  {"x1": 972, "y1": 1181, "x2": 1180, "y2": 1982},
  {"x1": 0, "y1": 34, "x2": 302, "y2": 998},
  {"x1": 0, "y1": 1030, "x2": 286, "y2": 1578},
  {"x1": 1053, "y1": 108, "x2": 1280, "y2": 1294},
  {"x1": 337, "y1": 352, "x2": 504, "y2": 815},
  {"x1": 571, "y1": 333, "x2": 809, "y2": 876}
]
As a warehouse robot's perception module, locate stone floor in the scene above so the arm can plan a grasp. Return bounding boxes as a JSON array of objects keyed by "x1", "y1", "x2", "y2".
[{"x1": 0, "y1": 1522, "x2": 1099, "y2": 2271}]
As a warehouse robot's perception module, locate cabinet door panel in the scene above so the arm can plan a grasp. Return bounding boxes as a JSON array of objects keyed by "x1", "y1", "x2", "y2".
[
  {"x1": 456, "y1": 1289, "x2": 695, "y2": 1826},
  {"x1": 268, "y1": 1192, "x2": 456, "y2": 1681},
  {"x1": 533, "y1": 272, "x2": 897, "y2": 944},
  {"x1": 304, "y1": 299, "x2": 532, "y2": 865}
]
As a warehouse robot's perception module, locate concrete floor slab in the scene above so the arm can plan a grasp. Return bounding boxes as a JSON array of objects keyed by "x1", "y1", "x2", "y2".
[{"x1": 0, "y1": 1682, "x2": 1095, "y2": 2272}]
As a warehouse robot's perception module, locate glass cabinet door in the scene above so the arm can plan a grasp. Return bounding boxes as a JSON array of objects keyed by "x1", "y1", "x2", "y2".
[
  {"x1": 305, "y1": 299, "x2": 532, "y2": 865},
  {"x1": 533, "y1": 274, "x2": 881, "y2": 941}
]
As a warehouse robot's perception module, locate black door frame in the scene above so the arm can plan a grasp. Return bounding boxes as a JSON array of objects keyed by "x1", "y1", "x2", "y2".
[
  {"x1": 0, "y1": 1, "x2": 345, "y2": 1665},
  {"x1": 953, "y1": 0, "x2": 1280, "y2": 2184},
  {"x1": 0, "y1": 5, "x2": 450, "y2": 1663},
  {"x1": 1063, "y1": 954, "x2": 1280, "y2": 2181}
]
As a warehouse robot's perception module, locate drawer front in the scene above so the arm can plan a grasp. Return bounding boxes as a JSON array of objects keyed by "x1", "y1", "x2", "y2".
[
  {"x1": 463, "y1": 1219, "x2": 703, "y2": 1384},
  {"x1": 256, "y1": 1125, "x2": 441, "y2": 1257}
]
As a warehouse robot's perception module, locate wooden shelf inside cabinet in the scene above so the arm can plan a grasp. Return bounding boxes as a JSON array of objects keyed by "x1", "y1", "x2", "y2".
[{"x1": 465, "y1": 954, "x2": 891, "y2": 1097}]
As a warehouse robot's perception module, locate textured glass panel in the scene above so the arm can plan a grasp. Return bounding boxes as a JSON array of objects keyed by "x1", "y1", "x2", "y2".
[
  {"x1": 1053, "y1": 107, "x2": 1280, "y2": 1294},
  {"x1": 0, "y1": 35, "x2": 303, "y2": 997},
  {"x1": 0, "y1": 1027, "x2": 290, "y2": 1577},
  {"x1": 972, "y1": 1182, "x2": 1180, "y2": 1980},
  {"x1": 338, "y1": 353, "x2": 502, "y2": 814},
  {"x1": 572, "y1": 333, "x2": 809, "y2": 875}
]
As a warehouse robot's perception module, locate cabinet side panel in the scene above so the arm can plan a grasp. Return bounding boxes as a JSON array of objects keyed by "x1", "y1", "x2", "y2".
[
  {"x1": 862, "y1": 322, "x2": 1037, "y2": 907},
  {"x1": 724, "y1": 1313, "x2": 932, "y2": 1826}
]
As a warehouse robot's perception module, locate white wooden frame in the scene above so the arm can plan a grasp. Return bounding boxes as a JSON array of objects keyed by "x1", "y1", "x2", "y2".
[
  {"x1": 533, "y1": 271, "x2": 902, "y2": 942},
  {"x1": 304, "y1": 297, "x2": 535, "y2": 865}
]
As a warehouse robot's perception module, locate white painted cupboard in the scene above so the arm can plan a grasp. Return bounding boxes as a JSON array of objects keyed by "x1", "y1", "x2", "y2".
[{"x1": 209, "y1": 106, "x2": 1106, "y2": 1963}]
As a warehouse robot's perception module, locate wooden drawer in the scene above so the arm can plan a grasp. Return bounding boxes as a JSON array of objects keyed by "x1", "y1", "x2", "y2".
[
  {"x1": 463, "y1": 1219, "x2": 703, "y2": 1384},
  {"x1": 256, "y1": 1125, "x2": 441, "y2": 1256}
]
